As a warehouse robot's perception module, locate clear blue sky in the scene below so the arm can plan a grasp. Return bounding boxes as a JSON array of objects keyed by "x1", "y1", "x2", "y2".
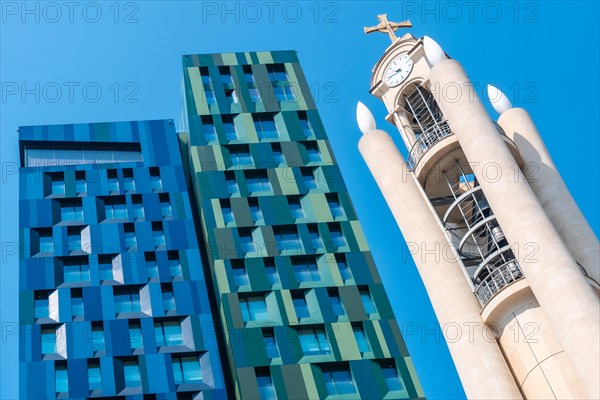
[{"x1": 1, "y1": 1, "x2": 598, "y2": 399}]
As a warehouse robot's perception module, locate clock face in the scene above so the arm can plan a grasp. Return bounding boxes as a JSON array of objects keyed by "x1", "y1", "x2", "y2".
[{"x1": 385, "y1": 54, "x2": 413, "y2": 87}]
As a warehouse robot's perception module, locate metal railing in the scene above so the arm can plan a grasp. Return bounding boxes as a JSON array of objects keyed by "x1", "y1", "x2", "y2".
[
  {"x1": 407, "y1": 120, "x2": 452, "y2": 170},
  {"x1": 475, "y1": 260, "x2": 524, "y2": 305}
]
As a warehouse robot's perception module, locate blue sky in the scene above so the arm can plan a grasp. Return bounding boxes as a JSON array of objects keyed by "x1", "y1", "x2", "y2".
[{"x1": 1, "y1": 1, "x2": 598, "y2": 398}]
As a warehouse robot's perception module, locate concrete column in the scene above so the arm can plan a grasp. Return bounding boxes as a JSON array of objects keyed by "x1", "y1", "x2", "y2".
[
  {"x1": 429, "y1": 59, "x2": 600, "y2": 399},
  {"x1": 498, "y1": 108, "x2": 600, "y2": 285},
  {"x1": 358, "y1": 129, "x2": 522, "y2": 400}
]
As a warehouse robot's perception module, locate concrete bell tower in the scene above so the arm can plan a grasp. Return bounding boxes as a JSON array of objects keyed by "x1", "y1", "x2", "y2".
[{"x1": 358, "y1": 15, "x2": 600, "y2": 399}]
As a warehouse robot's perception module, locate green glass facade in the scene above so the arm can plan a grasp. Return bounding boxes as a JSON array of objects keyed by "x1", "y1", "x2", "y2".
[{"x1": 180, "y1": 51, "x2": 424, "y2": 399}]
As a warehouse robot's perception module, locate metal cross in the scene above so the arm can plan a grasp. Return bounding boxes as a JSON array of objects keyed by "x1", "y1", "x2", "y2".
[{"x1": 364, "y1": 14, "x2": 412, "y2": 43}]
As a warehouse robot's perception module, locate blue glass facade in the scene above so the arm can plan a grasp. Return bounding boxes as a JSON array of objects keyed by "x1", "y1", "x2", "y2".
[{"x1": 19, "y1": 120, "x2": 226, "y2": 399}]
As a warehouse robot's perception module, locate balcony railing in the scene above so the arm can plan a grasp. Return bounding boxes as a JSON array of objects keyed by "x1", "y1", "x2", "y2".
[{"x1": 475, "y1": 260, "x2": 524, "y2": 305}]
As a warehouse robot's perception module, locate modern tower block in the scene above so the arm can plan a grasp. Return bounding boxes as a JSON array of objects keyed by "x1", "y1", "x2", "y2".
[{"x1": 358, "y1": 28, "x2": 600, "y2": 399}]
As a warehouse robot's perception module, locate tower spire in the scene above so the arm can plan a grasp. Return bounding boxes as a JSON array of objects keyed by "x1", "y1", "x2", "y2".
[{"x1": 364, "y1": 14, "x2": 412, "y2": 43}]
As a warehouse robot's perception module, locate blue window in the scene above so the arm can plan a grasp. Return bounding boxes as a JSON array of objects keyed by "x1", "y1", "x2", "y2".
[
  {"x1": 289, "y1": 198, "x2": 305, "y2": 220},
  {"x1": 71, "y1": 295, "x2": 84, "y2": 317},
  {"x1": 169, "y1": 252, "x2": 182, "y2": 278},
  {"x1": 240, "y1": 296, "x2": 269, "y2": 322},
  {"x1": 145, "y1": 253, "x2": 159, "y2": 279},
  {"x1": 50, "y1": 173, "x2": 65, "y2": 195},
  {"x1": 63, "y1": 258, "x2": 90, "y2": 283},
  {"x1": 293, "y1": 257, "x2": 320, "y2": 283},
  {"x1": 123, "y1": 169, "x2": 135, "y2": 191},
  {"x1": 98, "y1": 255, "x2": 114, "y2": 281},
  {"x1": 104, "y1": 197, "x2": 128, "y2": 220},
  {"x1": 329, "y1": 225, "x2": 348, "y2": 248},
  {"x1": 124, "y1": 226, "x2": 137, "y2": 250},
  {"x1": 159, "y1": 194, "x2": 172, "y2": 217},
  {"x1": 150, "y1": 167, "x2": 162, "y2": 190},
  {"x1": 268, "y1": 64, "x2": 295, "y2": 102},
  {"x1": 92, "y1": 325, "x2": 105, "y2": 352},
  {"x1": 274, "y1": 226, "x2": 302, "y2": 253},
  {"x1": 172, "y1": 356, "x2": 202, "y2": 384},
  {"x1": 225, "y1": 173, "x2": 240, "y2": 195},
  {"x1": 336, "y1": 254, "x2": 352, "y2": 281},
  {"x1": 249, "y1": 198, "x2": 264, "y2": 224},
  {"x1": 305, "y1": 141, "x2": 322, "y2": 162},
  {"x1": 132, "y1": 198, "x2": 144, "y2": 219},
  {"x1": 34, "y1": 293, "x2": 49, "y2": 319},
  {"x1": 67, "y1": 227, "x2": 82, "y2": 251},
  {"x1": 254, "y1": 114, "x2": 279, "y2": 140},
  {"x1": 60, "y1": 200, "x2": 83, "y2": 221},
  {"x1": 88, "y1": 361, "x2": 101, "y2": 391},
  {"x1": 232, "y1": 261, "x2": 249, "y2": 288},
  {"x1": 123, "y1": 360, "x2": 141, "y2": 388},
  {"x1": 75, "y1": 171, "x2": 86, "y2": 193},
  {"x1": 360, "y1": 288, "x2": 377, "y2": 315},
  {"x1": 39, "y1": 229, "x2": 54, "y2": 254},
  {"x1": 244, "y1": 66, "x2": 261, "y2": 102},
  {"x1": 114, "y1": 288, "x2": 141, "y2": 314},
  {"x1": 329, "y1": 290, "x2": 345, "y2": 316},
  {"x1": 200, "y1": 67, "x2": 216, "y2": 105},
  {"x1": 308, "y1": 226, "x2": 324, "y2": 250},
  {"x1": 322, "y1": 365, "x2": 356, "y2": 395},
  {"x1": 229, "y1": 145, "x2": 254, "y2": 166},
  {"x1": 264, "y1": 259, "x2": 280, "y2": 286},
  {"x1": 201, "y1": 116, "x2": 217, "y2": 142},
  {"x1": 299, "y1": 328, "x2": 330, "y2": 356},
  {"x1": 263, "y1": 330, "x2": 279, "y2": 359},
  {"x1": 222, "y1": 203, "x2": 235, "y2": 225},
  {"x1": 223, "y1": 116, "x2": 238, "y2": 141},
  {"x1": 162, "y1": 288, "x2": 176, "y2": 312},
  {"x1": 257, "y1": 371, "x2": 277, "y2": 399},
  {"x1": 381, "y1": 361, "x2": 404, "y2": 392},
  {"x1": 55, "y1": 364, "x2": 68, "y2": 393},
  {"x1": 298, "y1": 111, "x2": 313, "y2": 138},
  {"x1": 354, "y1": 326, "x2": 371, "y2": 353},
  {"x1": 301, "y1": 168, "x2": 318, "y2": 190},
  {"x1": 246, "y1": 170, "x2": 272, "y2": 193},
  {"x1": 154, "y1": 320, "x2": 183, "y2": 346},
  {"x1": 239, "y1": 230, "x2": 256, "y2": 255},
  {"x1": 327, "y1": 194, "x2": 345, "y2": 218},
  {"x1": 271, "y1": 143, "x2": 285, "y2": 165},
  {"x1": 107, "y1": 169, "x2": 119, "y2": 192},
  {"x1": 41, "y1": 328, "x2": 57, "y2": 354},
  {"x1": 153, "y1": 226, "x2": 166, "y2": 247},
  {"x1": 292, "y1": 293, "x2": 309, "y2": 319},
  {"x1": 129, "y1": 322, "x2": 143, "y2": 349}
]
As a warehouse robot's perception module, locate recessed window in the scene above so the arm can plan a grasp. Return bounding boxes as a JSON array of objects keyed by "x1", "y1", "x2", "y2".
[
  {"x1": 322, "y1": 365, "x2": 356, "y2": 395},
  {"x1": 159, "y1": 193, "x2": 172, "y2": 218},
  {"x1": 329, "y1": 223, "x2": 348, "y2": 249},
  {"x1": 172, "y1": 355, "x2": 203, "y2": 384},
  {"x1": 114, "y1": 287, "x2": 141, "y2": 314},
  {"x1": 299, "y1": 328, "x2": 330, "y2": 356},
  {"x1": 103, "y1": 196, "x2": 128, "y2": 220},
  {"x1": 162, "y1": 285, "x2": 176, "y2": 312},
  {"x1": 232, "y1": 260, "x2": 250, "y2": 288},
  {"x1": 107, "y1": 169, "x2": 119, "y2": 192},
  {"x1": 200, "y1": 67, "x2": 216, "y2": 105},
  {"x1": 254, "y1": 114, "x2": 279, "y2": 140},
  {"x1": 123, "y1": 169, "x2": 135, "y2": 191},
  {"x1": 292, "y1": 256, "x2": 321, "y2": 283},
  {"x1": 336, "y1": 254, "x2": 352, "y2": 282},
  {"x1": 129, "y1": 321, "x2": 143, "y2": 349},
  {"x1": 150, "y1": 167, "x2": 162, "y2": 190},
  {"x1": 225, "y1": 171, "x2": 240, "y2": 195},
  {"x1": 273, "y1": 226, "x2": 302, "y2": 253},
  {"x1": 34, "y1": 291, "x2": 50, "y2": 319},
  {"x1": 292, "y1": 292, "x2": 309, "y2": 319},
  {"x1": 41, "y1": 327, "x2": 57, "y2": 355},
  {"x1": 238, "y1": 228, "x2": 256, "y2": 255},
  {"x1": 257, "y1": 369, "x2": 277, "y2": 399},
  {"x1": 271, "y1": 143, "x2": 285, "y2": 165},
  {"x1": 55, "y1": 363, "x2": 68, "y2": 393},
  {"x1": 288, "y1": 197, "x2": 305, "y2": 220},
  {"x1": 328, "y1": 288, "x2": 345, "y2": 317},
  {"x1": 60, "y1": 199, "x2": 83, "y2": 222},
  {"x1": 152, "y1": 222, "x2": 166, "y2": 247},
  {"x1": 98, "y1": 255, "x2": 115, "y2": 281},
  {"x1": 229, "y1": 145, "x2": 254, "y2": 166},
  {"x1": 308, "y1": 225, "x2": 324, "y2": 251},
  {"x1": 75, "y1": 171, "x2": 87, "y2": 194},
  {"x1": 360, "y1": 287, "x2": 377, "y2": 315},
  {"x1": 132, "y1": 195, "x2": 144, "y2": 219},
  {"x1": 263, "y1": 329, "x2": 279, "y2": 359},
  {"x1": 168, "y1": 251, "x2": 182, "y2": 279},
  {"x1": 155, "y1": 320, "x2": 183, "y2": 347},
  {"x1": 201, "y1": 116, "x2": 217, "y2": 143},
  {"x1": 123, "y1": 360, "x2": 141, "y2": 388},
  {"x1": 353, "y1": 325, "x2": 371, "y2": 353},
  {"x1": 298, "y1": 111, "x2": 314, "y2": 138},
  {"x1": 49, "y1": 172, "x2": 65, "y2": 195},
  {"x1": 264, "y1": 258, "x2": 280, "y2": 286},
  {"x1": 223, "y1": 115, "x2": 238, "y2": 141},
  {"x1": 305, "y1": 141, "x2": 322, "y2": 163},
  {"x1": 63, "y1": 256, "x2": 90, "y2": 283},
  {"x1": 71, "y1": 290, "x2": 84, "y2": 318},
  {"x1": 37, "y1": 228, "x2": 54, "y2": 254},
  {"x1": 145, "y1": 252, "x2": 159, "y2": 279},
  {"x1": 240, "y1": 295, "x2": 270, "y2": 322},
  {"x1": 327, "y1": 194, "x2": 345, "y2": 219},
  {"x1": 88, "y1": 360, "x2": 101, "y2": 391},
  {"x1": 243, "y1": 65, "x2": 261, "y2": 103},
  {"x1": 248, "y1": 198, "x2": 264, "y2": 224},
  {"x1": 380, "y1": 360, "x2": 404, "y2": 392},
  {"x1": 91, "y1": 323, "x2": 105, "y2": 352},
  {"x1": 301, "y1": 168, "x2": 318, "y2": 190},
  {"x1": 246, "y1": 170, "x2": 272, "y2": 194},
  {"x1": 268, "y1": 64, "x2": 295, "y2": 102},
  {"x1": 124, "y1": 224, "x2": 137, "y2": 250},
  {"x1": 221, "y1": 199, "x2": 234, "y2": 225}
]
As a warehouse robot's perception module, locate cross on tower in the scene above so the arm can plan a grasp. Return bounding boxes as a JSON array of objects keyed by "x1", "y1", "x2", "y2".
[{"x1": 364, "y1": 14, "x2": 412, "y2": 43}]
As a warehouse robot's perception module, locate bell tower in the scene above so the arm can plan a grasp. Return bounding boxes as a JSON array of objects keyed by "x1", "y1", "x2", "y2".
[{"x1": 357, "y1": 16, "x2": 600, "y2": 400}]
